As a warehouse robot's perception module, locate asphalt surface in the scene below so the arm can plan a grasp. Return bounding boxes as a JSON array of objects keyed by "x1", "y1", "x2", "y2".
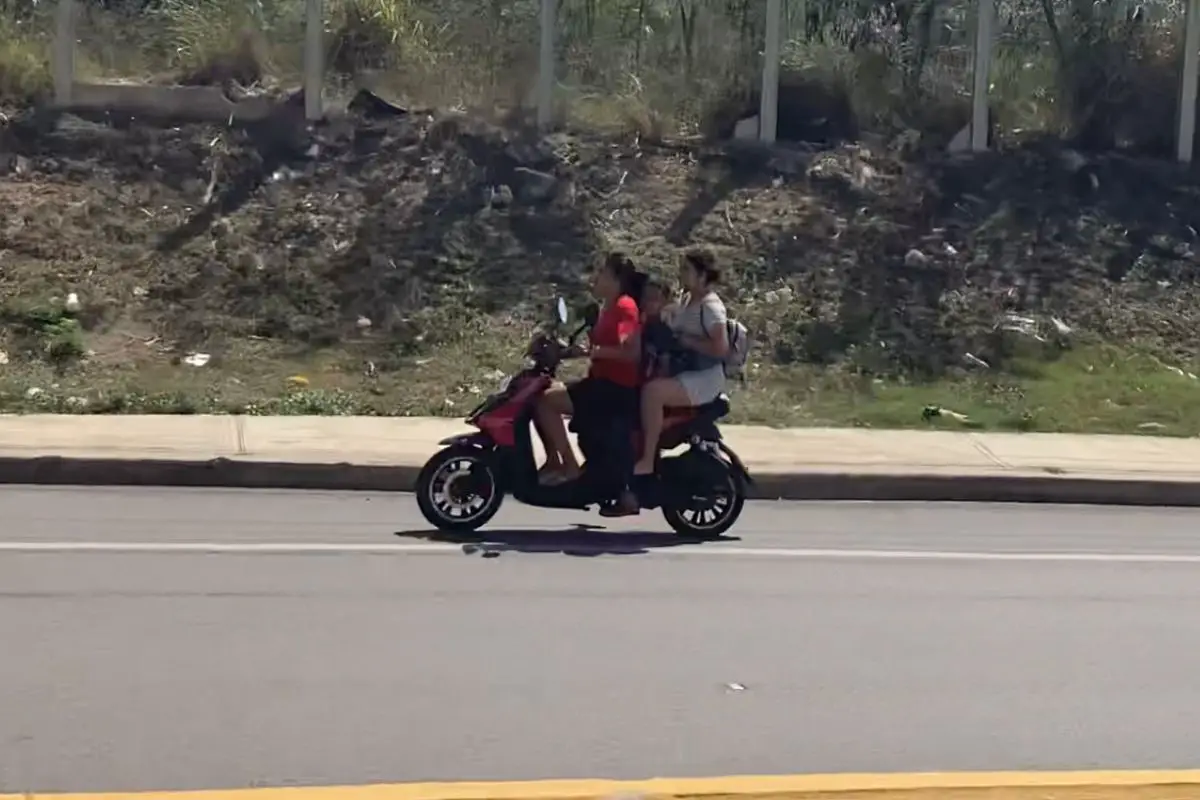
[{"x1": 4, "y1": 486, "x2": 1200, "y2": 793}]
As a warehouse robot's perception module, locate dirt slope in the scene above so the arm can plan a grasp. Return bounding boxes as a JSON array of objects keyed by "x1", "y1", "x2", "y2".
[{"x1": 2, "y1": 105, "x2": 1199, "y2": 416}]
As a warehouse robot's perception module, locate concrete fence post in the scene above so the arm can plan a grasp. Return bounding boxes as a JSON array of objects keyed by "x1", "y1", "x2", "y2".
[
  {"x1": 304, "y1": 0, "x2": 324, "y2": 120},
  {"x1": 53, "y1": 0, "x2": 76, "y2": 106}
]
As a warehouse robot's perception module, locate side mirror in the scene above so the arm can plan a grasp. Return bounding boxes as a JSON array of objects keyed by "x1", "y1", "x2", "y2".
[
  {"x1": 554, "y1": 297, "x2": 569, "y2": 325},
  {"x1": 582, "y1": 302, "x2": 600, "y2": 328}
]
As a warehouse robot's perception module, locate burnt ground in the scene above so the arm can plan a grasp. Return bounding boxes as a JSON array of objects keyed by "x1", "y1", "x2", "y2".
[{"x1": 3, "y1": 106, "x2": 1200, "y2": 432}]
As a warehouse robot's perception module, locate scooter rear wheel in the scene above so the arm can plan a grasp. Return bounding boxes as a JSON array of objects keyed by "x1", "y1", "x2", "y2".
[
  {"x1": 415, "y1": 445, "x2": 504, "y2": 533},
  {"x1": 661, "y1": 467, "x2": 745, "y2": 537}
]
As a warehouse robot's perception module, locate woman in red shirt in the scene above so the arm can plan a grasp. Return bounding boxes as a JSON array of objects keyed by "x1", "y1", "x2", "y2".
[{"x1": 535, "y1": 252, "x2": 643, "y2": 486}]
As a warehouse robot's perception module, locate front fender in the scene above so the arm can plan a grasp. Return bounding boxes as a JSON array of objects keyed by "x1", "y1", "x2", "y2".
[{"x1": 437, "y1": 432, "x2": 494, "y2": 449}]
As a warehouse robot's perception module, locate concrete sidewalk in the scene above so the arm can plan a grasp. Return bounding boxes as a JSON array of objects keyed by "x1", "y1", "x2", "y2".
[{"x1": 1, "y1": 414, "x2": 1199, "y2": 504}]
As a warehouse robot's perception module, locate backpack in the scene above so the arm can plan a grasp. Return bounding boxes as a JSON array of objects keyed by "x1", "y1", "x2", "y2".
[{"x1": 701, "y1": 304, "x2": 752, "y2": 381}]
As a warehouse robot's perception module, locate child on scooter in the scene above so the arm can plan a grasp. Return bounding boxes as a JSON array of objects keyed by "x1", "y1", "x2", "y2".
[
  {"x1": 639, "y1": 277, "x2": 678, "y2": 382},
  {"x1": 600, "y1": 276, "x2": 678, "y2": 518}
]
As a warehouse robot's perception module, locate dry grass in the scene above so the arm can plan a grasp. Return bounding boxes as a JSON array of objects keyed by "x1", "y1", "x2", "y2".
[
  {"x1": 3, "y1": 1, "x2": 1200, "y2": 433},
  {"x1": 0, "y1": 0, "x2": 1192, "y2": 151},
  {"x1": 0, "y1": 14, "x2": 51, "y2": 105}
]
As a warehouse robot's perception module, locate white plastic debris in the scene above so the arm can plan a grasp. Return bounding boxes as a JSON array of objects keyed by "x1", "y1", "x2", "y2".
[
  {"x1": 183, "y1": 353, "x2": 211, "y2": 367},
  {"x1": 964, "y1": 352, "x2": 990, "y2": 369},
  {"x1": 65, "y1": 292, "x2": 81, "y2": 312},
  {"x1": 356, "y1": 315, "x2": 373, "y2": 329}
]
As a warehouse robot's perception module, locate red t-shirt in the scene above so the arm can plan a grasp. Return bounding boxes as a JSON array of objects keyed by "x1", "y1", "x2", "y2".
[{"x1": 588, "y1": 294, "x2": 641, "y2": 388}]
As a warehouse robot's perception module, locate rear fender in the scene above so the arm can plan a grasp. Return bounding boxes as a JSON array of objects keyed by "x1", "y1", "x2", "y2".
[
  {"x1": 437, "y1": 432, "x2": 495, "y2": 449},
  {"x1": 717, "y1": 441, "x2": 753, "y2": 488},
  {"x1": 661, "y1": 446, "x2": 727, "y2": 487}
]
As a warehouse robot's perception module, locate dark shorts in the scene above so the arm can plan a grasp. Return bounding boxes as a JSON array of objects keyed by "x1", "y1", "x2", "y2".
[
  {"x1": 567, "y1": 377, "x2": 638, "y2": 496},
  {"x1": 567, "y1": 376, "x2": 638, "y2": 424}
]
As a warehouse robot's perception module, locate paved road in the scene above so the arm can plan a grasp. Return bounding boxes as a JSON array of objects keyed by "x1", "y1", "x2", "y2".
[{"x1": 3, "y1": 487, "x2": 1200, "y2": 793}]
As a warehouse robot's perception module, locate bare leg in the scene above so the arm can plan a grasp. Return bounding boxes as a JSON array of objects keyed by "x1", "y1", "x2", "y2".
[
  {"x1": 532, "y1": 416, "x2": 562, "y2": 470},
  {"x1": 534, "y1": 386, "x2": 580, "y2": 478},
  {"x1": 633, "y1": 378, "x2": 691, "y2": 475}
]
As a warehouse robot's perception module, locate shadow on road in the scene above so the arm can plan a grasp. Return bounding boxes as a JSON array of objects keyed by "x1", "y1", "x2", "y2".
[{"x1": 394, "y1": 524, "x2": 739, "y2": 558}]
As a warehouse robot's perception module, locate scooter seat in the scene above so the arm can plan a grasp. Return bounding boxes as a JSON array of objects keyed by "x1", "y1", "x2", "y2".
[{"x1": 666, "y1": 393, "x2": 730, "y2": 422}]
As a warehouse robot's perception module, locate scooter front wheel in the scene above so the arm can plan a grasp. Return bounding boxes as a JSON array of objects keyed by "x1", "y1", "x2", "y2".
[{"x1": 415, "y1": 445, "x2": 505, "y2": 533}]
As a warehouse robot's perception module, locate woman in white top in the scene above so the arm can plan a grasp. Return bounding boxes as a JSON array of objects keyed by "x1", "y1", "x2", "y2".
[{"x1": 632, "y1": 248, "x2": 729, "y2": 478}]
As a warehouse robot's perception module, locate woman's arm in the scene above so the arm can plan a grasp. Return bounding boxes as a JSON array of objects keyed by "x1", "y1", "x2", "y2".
[
  {"x1": 678, "y1": 299, "x2": 729, "y2": 359},
  {"x1": 679, "y1": 329, "x2": 728, "y2": 358},
  {"x1": 590, "y1": 296, "x2": 641, "y2": 362}
]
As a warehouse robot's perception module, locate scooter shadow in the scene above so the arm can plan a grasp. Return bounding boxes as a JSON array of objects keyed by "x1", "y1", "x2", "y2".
[{"x1": 394, "y1": 524, "x2": 740, "y2": 558}]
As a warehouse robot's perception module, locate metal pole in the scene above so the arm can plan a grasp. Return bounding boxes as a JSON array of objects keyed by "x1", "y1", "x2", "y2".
[
  {"x1": 304, "y1": 0, "x2": 324, "y2": 120},
  {"x1": 970, "y1": 0, "x2": 995, "y2": 152},
  {"x1": 537, "y1": 0, "x2": 556, "y2": 130},
  {"x1": 53, "y1": 0, "x2": 76, "y2": 106},
  {"x1": 1178, "y1": 0, "x2": 1200, "y2": 162},
  {"x1": 759, "y1": 0, "x2": 782, "y2": 143}
]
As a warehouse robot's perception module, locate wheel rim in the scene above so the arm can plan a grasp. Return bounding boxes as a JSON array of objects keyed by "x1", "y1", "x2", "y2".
[
  {"x1": 675, "y1": 474, "x2": 737, "y2": 531},
  {"x1": 426, "y1": 454, "x2": 497, "y2": 523}
]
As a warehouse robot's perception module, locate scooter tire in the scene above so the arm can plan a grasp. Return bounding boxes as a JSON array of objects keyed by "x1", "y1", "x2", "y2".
[
  {"x1": 415, "y1": 445, "x2": 505, "y2": 533},
  {"x1": 661, "y1": 469, "x2": 745, "y2": 538}
]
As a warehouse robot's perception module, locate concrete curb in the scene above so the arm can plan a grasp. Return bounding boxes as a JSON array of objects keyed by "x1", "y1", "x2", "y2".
[
  {"x1": 2, "y1": 455, "x2": 1200, "y2": 506},
  {"x1": 6, "y1": 771, "x2": 1200, "y2": 800}
]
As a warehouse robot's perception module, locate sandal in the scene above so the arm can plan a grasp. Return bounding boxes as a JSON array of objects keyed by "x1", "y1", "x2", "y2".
[{"x1": 599, "y1": 490, "x2": 640, "y2": 517}]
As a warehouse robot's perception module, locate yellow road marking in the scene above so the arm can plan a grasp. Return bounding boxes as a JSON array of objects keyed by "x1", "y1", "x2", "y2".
[{"x1": 7, "y1": 770, "x2": 1200, "y2": 800}]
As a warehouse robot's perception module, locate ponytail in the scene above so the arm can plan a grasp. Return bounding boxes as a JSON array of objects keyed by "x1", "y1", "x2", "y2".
[{"x1": 605, "y1": 251, "x2": 647, "y2": 305}]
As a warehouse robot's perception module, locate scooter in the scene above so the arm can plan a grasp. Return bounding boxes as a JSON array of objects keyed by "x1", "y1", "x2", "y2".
[{"x1": 414, "y1": 298, "x2": 752, "y2": 536}]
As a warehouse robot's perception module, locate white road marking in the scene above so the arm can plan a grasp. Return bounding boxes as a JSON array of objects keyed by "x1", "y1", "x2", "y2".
[{"x1": 1, "y1": 541, "x2": 1200, "y2": 564}]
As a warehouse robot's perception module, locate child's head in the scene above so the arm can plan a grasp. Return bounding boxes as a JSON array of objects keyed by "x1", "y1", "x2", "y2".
[{"x1": 640, "y1": 278, "x2": 670, "y2": 318}]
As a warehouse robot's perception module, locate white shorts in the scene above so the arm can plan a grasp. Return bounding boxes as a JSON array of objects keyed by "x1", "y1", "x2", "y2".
[{"x1": 676, "y1": 365, "x2": 726, "y2": 406}]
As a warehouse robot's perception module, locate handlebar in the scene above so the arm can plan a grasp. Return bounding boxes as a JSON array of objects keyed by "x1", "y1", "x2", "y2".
[{"x1": 527, "y1": 319, "x2": 592, "y2": 373}]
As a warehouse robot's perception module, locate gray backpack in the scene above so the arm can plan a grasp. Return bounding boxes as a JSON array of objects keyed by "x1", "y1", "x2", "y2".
[{"x1": 701, "y1": 305, "x2": 752, "y2": 381}]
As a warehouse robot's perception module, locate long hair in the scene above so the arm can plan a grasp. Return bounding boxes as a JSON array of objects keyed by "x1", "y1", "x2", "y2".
[{"x1": 606, "y1": 251, "x2": 648, "y2": 306}]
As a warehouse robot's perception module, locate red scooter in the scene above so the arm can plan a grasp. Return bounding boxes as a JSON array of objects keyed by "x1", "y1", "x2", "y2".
[{"x1": 415, "y1": 298, "x2": 751, "y2": 536}]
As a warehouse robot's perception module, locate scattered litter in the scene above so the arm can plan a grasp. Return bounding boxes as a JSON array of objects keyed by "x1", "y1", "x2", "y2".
[
  {"x1": 356, "y1": 315, "x2": 372, "y2": 329},
  {"x1": 903, "y1": 249, "x2": 929, "y2": 267},
  {"x1": 25, "y1": 387, "x2": 42, "y2": 399},
  {"x1": 1138, "y1": 422, "x2": 1167, "y2": 431},
  {"x1": 725, "y1": 682, "x2": 746, "y2": 692},
  {"x1": 0, "y1": 350, "x2": 8, "y2": 366},
  {"x1": 64, "y1": 292, "x2": 81, "y2": 312},
  {"x1": 922, "y1": 405, "x2": 970, "y2": 424},
  {"x1": 287, "y1": 375, "x2": 310, "y2": 388},
  {"x1": 997, "y1": 313, "x2": 1046, "y2": 342},
  {"x1": 183, "y1": 353, "x2": 211, "y2": 367},
  {"x1": 1050, "y1": 316, "x2": 1072, "y2": 336},
  {"x1": 963, "y1": 352, "x2": 990, "y2": 369},
  {"x1": 1163, "y1": 364, "x2": 1198, "y2": 380}
]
